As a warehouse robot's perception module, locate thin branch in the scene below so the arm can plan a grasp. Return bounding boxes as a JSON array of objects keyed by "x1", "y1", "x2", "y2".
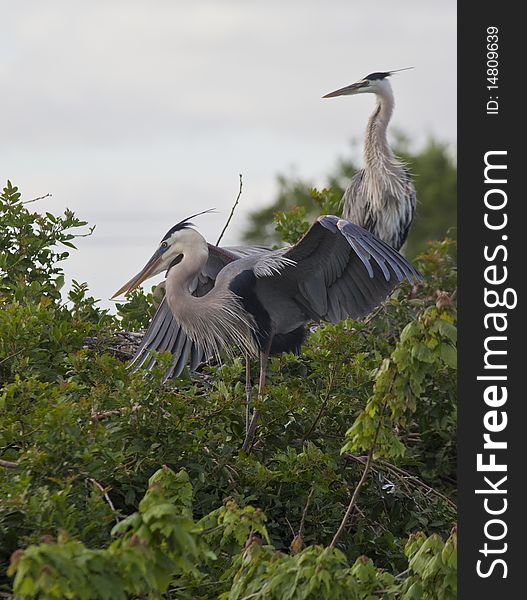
[
  {"x1": 301, "y1": 364, "x2": 337, "y2": 442},
  {"x1": 284, "y1": 517, "x2": 296, "y2": 538},
  {"x1": 0, "y1": 459, "x2": 20, "y2": 469},
  {"x1": 215, "y1": 174, "x2": 243, "y2": 246},
  {"x1": 363, "y1": 303, "x2": 385, "y2": 325},
  {"x1": 22, "y1": 193, "x2": 52, "y2": 205},
  {"x1": 378, "y1": 460, "x2": 457, "y2": 511},
  {"x1": 298, "y1": 485, "x2": 315, "y2": 539},
  {"x1": 343, "y1": 453, "x2": 456, "y2": 510},
  {"x1": 330, "y1": 391, "x2": 391, "y2": 549},
  {"x1": 0, "y1": 349, "x2": 24, "y2": 366},
  {"x1": 72, "y1": 225, "x2": 96, "y2": 238},
  {"x1": 88, "y1": 478, "x2": 121, "y2": 521},
  {"x1": 167, "y1": 581, "x2": 221, "y2": 594}
]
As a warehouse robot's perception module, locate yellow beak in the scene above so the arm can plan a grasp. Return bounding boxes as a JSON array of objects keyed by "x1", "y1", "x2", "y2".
[{"x1": 111, "y1": 251, "x2": 163, "y2": 299}]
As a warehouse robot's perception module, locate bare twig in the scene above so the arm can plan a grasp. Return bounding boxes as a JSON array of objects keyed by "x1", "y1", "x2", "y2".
[
  {"x1": 284, "y1": 517, "x2": 296, "y2": 538},
  {"x1": 363, "y1": 303, "x2": 385, "y2": 325},
  {"x1": 343, "y1": 453, "x2": 456, "y2": 510},
  {"x1": 216, "y1": 174, "x2": 243, "y2": 246},
  {"x1": 378, "y1": 460, "x2": 457, "y2": 511},
  {"x1": 298, "y1": 485, "x2": 315, "y2": 539},
  {"x1": 88, "y1": 478, "x2": 121, "y2": 521},
  {"x1": 0, "y1": 349, "x2": 24, "y2": 366},
  {"x1": 330, "y1": 383, "x2": 393, "y2": 548},
  {"x1": 302, "y1": 364, "x2": 337, "y2": 442},
  {"x1": 0, "y1": 459, "x2": 20, "y2": 469},
  {"x1": 22, "y1": 193, "x2": 52, "y2": 205}
]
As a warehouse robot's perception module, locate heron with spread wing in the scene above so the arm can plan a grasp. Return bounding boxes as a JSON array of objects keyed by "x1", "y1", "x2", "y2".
[
  {"x1": 113, "y1": 211, "x2": 421, "y2": 451},
  {"x1": 324, "y1": 68, "x2": 416, "y2": 250}
]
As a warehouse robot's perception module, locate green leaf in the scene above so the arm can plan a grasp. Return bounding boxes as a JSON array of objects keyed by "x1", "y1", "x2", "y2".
[
  {"x1": 439, "y1": 343, "x2": 457, "y2": 369},
  {"x1": 411, "y1": 343, "x2": 435, "y2": 364}
]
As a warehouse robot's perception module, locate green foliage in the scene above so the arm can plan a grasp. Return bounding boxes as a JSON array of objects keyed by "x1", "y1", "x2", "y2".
[
  {"x1": 1, "y1": 183, "x2": 457, "y2": 597},
  {"x1": 242, "y1": 137, "x2": 456, "y2": 258},
  {"x1": 0, "y1": 181, "x2": 94, "y2": 302},
  {"x1": 274, "y1": 205, "x2": 311, "y2": 246},
  {"x1": 400, "y1": 528, "x2": 457, "y2": 599},
  {"x1": 8, "y1": 467, "x2": 203, "y2": 599},
  {"x1": 273, "y1": 188, "x2": 342, "y2": 246},
  {"x1": 8, "y1": 468, "x2": 456, "y2": 600},
  {"x1": 397, "y1": 139, "x2": 457, "y2": 258},
  {"x1": 223, "y1": 544, "x2": 395, "y2": 600},
  {"x1": 342, "y1": 303, "x2": 457, "y2": 461},
  {"x1": 115, "y1": 287, "x2": 157, "y2": 331}
]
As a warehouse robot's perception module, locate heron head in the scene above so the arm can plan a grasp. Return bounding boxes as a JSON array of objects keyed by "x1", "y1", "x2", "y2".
[
  {"x1": 111, "y1": 209, "x2": 213, "y2": 299},
  {"x1": 323, "y1": 67, "x2": 412, "y2": 98}
]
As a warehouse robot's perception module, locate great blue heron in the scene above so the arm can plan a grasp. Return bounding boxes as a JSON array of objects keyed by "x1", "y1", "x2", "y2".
[
  {"x1": 323, "y1": 68, "x2": 416, "y2": 250},
  {"x1": 112, "y1": 211, "x2": 421, "y2": 451}
]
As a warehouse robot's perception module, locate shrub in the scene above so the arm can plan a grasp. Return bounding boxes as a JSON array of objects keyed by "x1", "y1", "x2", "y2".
[{"x1": 1, "y1": 182, "x2": 456, "y2": 597}]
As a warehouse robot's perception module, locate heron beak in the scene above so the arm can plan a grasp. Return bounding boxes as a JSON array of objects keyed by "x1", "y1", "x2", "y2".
[
  {"x1": 111, "y1": 250, "x2": 164, "y2": 299},
  {"x1": 323, "y1": 81, "x2": 367, "y2": 98}
]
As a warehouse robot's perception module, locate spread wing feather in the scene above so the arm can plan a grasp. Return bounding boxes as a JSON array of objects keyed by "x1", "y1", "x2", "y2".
[{"x1": 281, "y1": 216, "x2": 421, "y2": 323}]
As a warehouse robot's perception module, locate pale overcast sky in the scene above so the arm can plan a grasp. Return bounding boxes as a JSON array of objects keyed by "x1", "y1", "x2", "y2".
[{"x1": 1, "y1": 0, "x2": 456, "y2": 309}]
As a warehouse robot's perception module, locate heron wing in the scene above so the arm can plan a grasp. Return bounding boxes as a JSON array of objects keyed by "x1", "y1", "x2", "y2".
[
  {"x1": 128, "y1": 298, "x2": 205, "y2": 380},
  {"x1": 397, "y1": 169, "x2": 417, "y2": 249},
  {"x1": 277, "y1": 215, "x2": 421, "y2": 323}
]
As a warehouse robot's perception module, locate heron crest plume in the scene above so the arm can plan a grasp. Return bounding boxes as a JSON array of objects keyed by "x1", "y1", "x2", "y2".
[{"x1": 161, "y1": 208, "x2": 216, "y2": 241}]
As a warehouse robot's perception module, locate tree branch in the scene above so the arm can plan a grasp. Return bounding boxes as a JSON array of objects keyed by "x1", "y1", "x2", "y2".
[
  {"x1": 216, "y1": 174, "x2": 243, "y2": 246},
  {"x1": 88, "y1": 478, "x2": 121, "y2": 521},
  {"x1": 301, "y1": 365, "x2": 337, "y2": 442},
  {"x1": 378, "y1": 460, "x2": 457, "y2": 510},
  {"x1": 330, "y1": 390, "x2": 391, "y2": 549},
  {"x1": 298, "y1": 485, "x2": 315, "y2": 539},
  {"x1": 0, "y1": 349, "x2": 24, "y2": 366},
  {"x1": 22, "y1": 193, "x2": 52, "y2": 205}
]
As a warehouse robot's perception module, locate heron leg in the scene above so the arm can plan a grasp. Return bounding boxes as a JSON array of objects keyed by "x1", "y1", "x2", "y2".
[
  {"x1": 242, "y1": 345, "x2": 270, "y2": 453},
  {"x1": 245, "y1": 353, "x2": 252, "y2": 433}
]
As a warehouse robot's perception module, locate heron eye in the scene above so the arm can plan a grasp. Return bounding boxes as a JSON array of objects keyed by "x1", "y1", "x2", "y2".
[{"x1": 160, "y1": 241, "x2": 168, "y2": 250}]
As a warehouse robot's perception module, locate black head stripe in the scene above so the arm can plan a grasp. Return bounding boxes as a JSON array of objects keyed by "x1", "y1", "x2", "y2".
[
  {"x1": 161, "y1": 221, "x2": 194, "y2": 242},
  {"x1": 161, "y1": 208, "x2": 215, "y2": 242},
  {"x1": 364, "y1": 71, "x2": 391, "y2": 81}
]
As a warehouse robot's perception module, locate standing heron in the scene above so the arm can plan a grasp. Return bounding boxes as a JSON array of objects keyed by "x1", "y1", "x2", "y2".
[
  {"x1": 323, "y1": 68, "x2": 416, "y2": 250},
  {"x1": 112, "y1": 211, "x2": 421, "y2": 451}
]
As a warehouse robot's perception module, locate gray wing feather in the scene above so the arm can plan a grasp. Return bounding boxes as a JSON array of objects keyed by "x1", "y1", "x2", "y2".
[
  {"x1": 189, "y1": 344, "x2": 205, "y2": 372},
  {"x1": 281, "y1": 215, "x2": 421, "y2": 323},
  {"x1": 339, "y1": 221, "x2": 417, "y2": 283},
  {"x1": 128, "y1": 302, "x2": 173, "y2": 369},
  {"x1": 338, "y1": 224, "x2": 392, "y2": 282},
  {"x1": 299, "y1": 277, "x2": 328, "y2": 316},
  {"x1": 128, "y1": 299, "x2": 200, "y2": 379}
]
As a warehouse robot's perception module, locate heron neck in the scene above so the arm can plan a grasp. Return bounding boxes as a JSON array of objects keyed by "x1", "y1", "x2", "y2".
[
  {"x1": 363, "y1": 85, "x2": 396, "y2": 173},
  {"x1": 164, "y1": 249, "x2": 258, "y2": 360},
  {"x1": 169, "y1": 246, "x2": 209, "y2": 292}
]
